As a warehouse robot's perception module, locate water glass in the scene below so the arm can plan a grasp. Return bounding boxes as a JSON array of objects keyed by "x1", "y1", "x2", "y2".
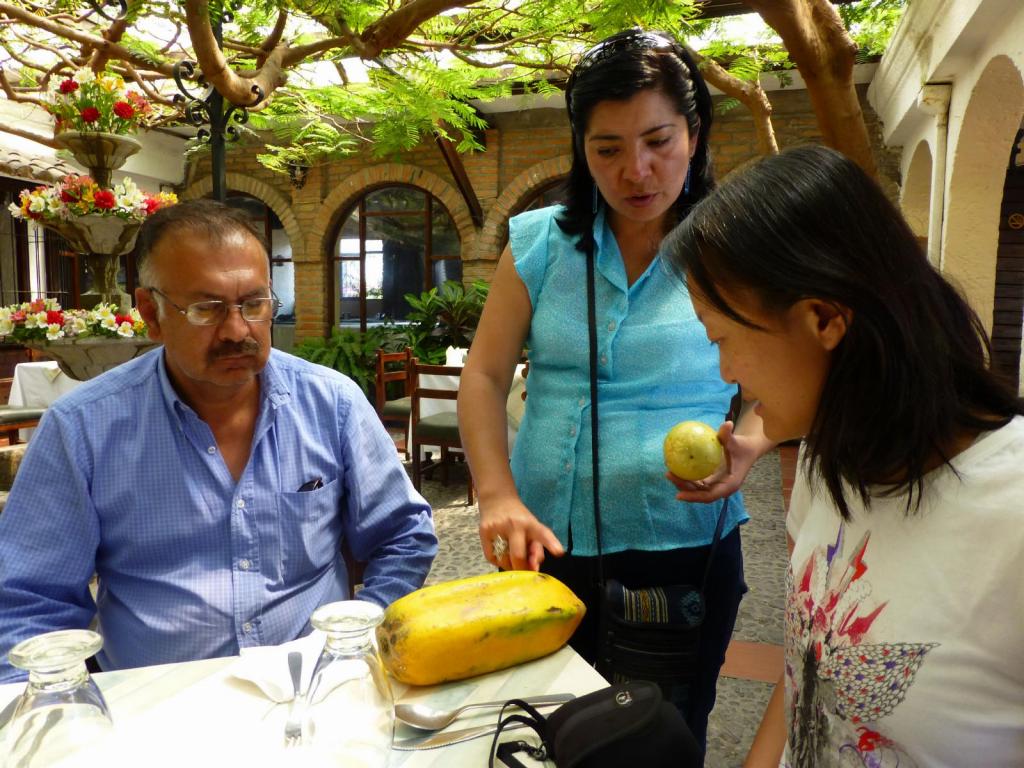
[
  {"x1": 303, "y1": 600, "x2": 394, "y2": 766},
  {"x1": 2, "y1": 629, "x2": 113, "y2": 768}
]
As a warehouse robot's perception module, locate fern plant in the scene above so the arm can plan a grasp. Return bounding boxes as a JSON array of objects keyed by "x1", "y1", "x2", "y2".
[{"x1": 293, "y1": 324, "x2": 406, "y2": 399}]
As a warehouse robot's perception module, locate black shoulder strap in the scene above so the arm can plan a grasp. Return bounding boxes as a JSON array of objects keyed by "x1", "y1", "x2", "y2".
[
  {"x1": 585, "y1": 239, "x2": 604, "y2": 589},
  {"x1": 489, "y1": 699, "x2": 551, "y2": 768},
  {"x1": 585, "y1": 239, "x2": 730, "y2": 594}
]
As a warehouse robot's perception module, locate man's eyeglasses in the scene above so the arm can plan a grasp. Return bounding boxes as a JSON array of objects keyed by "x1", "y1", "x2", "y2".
[{"x1": 148, "y1": 287, "x2": 281, "y2": 326}]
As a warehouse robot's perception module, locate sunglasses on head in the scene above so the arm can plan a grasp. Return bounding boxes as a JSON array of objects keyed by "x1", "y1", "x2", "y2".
[{"x1": 566, "y1": 29, "x2": 683, "y2": 115}]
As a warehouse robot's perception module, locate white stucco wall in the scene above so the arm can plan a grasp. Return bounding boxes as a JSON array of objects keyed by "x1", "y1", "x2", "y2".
[
  {"x1": 869, "y1": 0, "x2": 1024, "y2": 397},
  {"x1": 0, "y1": 100, "x2": 187, "y2": 190}
]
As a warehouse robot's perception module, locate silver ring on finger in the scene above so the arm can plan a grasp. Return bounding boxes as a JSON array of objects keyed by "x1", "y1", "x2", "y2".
[{"x1": 492, "y1": 534, "x2": 509, "y2": 561}]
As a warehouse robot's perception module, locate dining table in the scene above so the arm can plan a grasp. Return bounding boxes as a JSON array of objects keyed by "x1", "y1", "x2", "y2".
[
  {"x1": 7, "y1": 361, "x2": 81, "y2": 441},
  {"x1": 0, "y1": 644, "x2": 606, "y2": 767}
]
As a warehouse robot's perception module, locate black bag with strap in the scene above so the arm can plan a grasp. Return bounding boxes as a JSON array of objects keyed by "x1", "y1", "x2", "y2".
[{"x1": 489, "y1": 681, "x2": 702, "y2": 768}]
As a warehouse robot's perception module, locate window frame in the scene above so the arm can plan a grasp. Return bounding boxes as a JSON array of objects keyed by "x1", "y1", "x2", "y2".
[{"x1": 328, "y1": 183, "x2": 461, "y2": 332}]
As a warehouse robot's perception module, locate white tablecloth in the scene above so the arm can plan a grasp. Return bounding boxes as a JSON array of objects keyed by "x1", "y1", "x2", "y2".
[
  {"x1": 7, "y1": 361, "x2": 82, "y2": 441},
  {"x1": 0, "y1": 645, "x2": 606, "y2": 767}
]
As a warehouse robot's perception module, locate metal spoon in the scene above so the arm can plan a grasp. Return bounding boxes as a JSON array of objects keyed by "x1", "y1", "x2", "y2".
[{"x1": 395, "y1": 692, "x2": 573, "y2": 731}]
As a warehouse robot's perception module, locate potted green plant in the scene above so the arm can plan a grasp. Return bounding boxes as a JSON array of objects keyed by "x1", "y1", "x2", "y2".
[
  {"x1": 403, "y1": 280, "x2": 489, "y2": 363},
  {"x1": 293, "y1": 325, "x2": 407, "y2": 400}
]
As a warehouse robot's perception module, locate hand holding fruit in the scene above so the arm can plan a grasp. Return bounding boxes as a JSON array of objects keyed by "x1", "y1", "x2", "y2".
[
  {"x1": 664, "y1": 420, "x2": 725, "y2": 480},
  {"x1": 666, "y1": 419, "x2": 762, "y2": 503}
]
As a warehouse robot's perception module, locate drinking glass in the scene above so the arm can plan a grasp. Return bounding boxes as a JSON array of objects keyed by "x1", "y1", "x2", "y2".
[
  {"x1": 3, "y1": 629, "x2": 113, "y2": 768},
  {"x1": 303, "y1": 600, "x2": 394, "y2": 766}
]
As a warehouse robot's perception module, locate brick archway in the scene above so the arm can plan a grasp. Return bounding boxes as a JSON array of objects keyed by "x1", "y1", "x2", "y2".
[
  {"x1": 181, "y1": 173, "x2": 303, "y2": 260},
  {"x1": 309, "y1": 164, "x2": 477, "y2": 263},
  {"x1": 477, "y1": 155, "x2": 571, "y2": 261}
]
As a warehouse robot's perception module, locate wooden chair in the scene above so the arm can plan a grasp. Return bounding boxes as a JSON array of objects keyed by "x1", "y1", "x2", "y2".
[
  {"x1": 410, "y1": 359, "x2": 474, "y2": 506},
  {"x1": 374, "y1": 348, "x2": 413, "y2": 457},
  {"x1": 0, "y1": 405, "x2": 45, "y2": 445}
]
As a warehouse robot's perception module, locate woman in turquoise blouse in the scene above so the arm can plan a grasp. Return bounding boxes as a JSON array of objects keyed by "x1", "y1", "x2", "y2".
[{"x1": 459, "y1": 29, "x2": 773, "y2": 753}]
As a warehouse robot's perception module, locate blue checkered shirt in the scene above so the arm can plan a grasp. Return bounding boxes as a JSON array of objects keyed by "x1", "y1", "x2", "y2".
[{"x1": 0, "y1": 348, "x2": 436, "y2": 683}]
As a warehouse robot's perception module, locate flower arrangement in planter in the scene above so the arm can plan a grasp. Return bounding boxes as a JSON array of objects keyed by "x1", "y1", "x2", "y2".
[
  {"x1": 9, "y1": 174, "x2": 176, "y2": 224},
  {"x1": 47, "y1": 68, "x2": 153, "y2": 136},
  {"x1": 0, "y1": 299, "x2": 147, "y2": 343},
  {"x1": 8, "y1": 176, "x2": 177, "y2": 309},
  {"x1": 8, "y1": 174, "x2": 177, "y2": 227},
  {"x1": 0, "y1": 299, "x2": 158, "y2": 381}
]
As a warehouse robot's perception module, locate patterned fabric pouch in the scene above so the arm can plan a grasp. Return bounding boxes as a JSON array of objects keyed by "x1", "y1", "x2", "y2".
[{"x1": 596, "y1": 579, "x2": 706, "y2": 692}]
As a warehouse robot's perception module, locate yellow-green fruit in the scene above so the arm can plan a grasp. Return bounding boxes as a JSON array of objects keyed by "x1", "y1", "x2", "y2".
[
  {"x1": 376, "y1": 571, "x2": 585, "y2": 686},
  {"x1": 663, "y1": 420, "x2": 724, "y2": 481}
]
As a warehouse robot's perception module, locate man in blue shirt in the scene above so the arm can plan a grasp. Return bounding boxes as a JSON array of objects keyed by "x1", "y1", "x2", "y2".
[{"x1": 0, "y1": 200, "x2": 437, "y2": 682}]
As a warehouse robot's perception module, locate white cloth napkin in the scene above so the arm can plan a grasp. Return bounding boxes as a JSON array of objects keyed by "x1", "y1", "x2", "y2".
[
  {"x1": 445, "y1": 346, "x2": 468, "y2": 366},
  {"x1": 231, "y1": 631, "x2": 325, "y2": 702}
]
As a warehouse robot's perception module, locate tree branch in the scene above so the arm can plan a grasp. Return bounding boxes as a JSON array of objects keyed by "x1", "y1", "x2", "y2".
[
  {"x1": 688, "y1": 47, "x2": 778, "y2": 156},
  {"x1": 120, "y1": 61, "x2": 176, "y2": 106},
  {"x1": 89, "y1": 0, "x2": 136, "y2": 73},
  {"x1": 743, "y1": 0, "x2": 876, "y2": 176},
  {"x1": 256, "y1": 9, "x2": 288, "y2": 66},
  {"x1": 0, "y1": 1, "x2": 176, "y2": 78},
  {"x1": 183, "y1": 0, "x2": 281, "y2": 105},
  {"x1": 358, "y1": 0, "x2": 484, "y2": 57},
  {"x1": 0, "y1": 119, "x2": 60, "y2": 148},
  {"x1": 0, "y1": 67, "x2": 46, "y2": 106}
]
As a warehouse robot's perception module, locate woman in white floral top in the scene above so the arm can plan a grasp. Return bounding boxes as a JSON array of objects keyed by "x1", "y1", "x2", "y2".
[{"x1": 664, "y1": 144, "x2": 1024, "y2": 768}]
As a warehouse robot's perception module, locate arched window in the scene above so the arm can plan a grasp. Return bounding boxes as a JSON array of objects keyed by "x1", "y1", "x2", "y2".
[
  {"x1": 518, "y1": 179, "x2": 567, "y2": 214},
  {"x1": 501, "y1": 179, "x2": 567, "y2": 252},
  {"x1": 331, "y1": 185, "x2": 461, "y2": 330}
]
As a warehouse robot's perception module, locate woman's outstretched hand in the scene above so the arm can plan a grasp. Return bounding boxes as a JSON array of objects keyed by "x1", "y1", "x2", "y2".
[
  {"x1": 479, "y1": 496, "x2": 565, "y2": 571},
  {"x1": 668, "y1": 420, "x2": 762, "y2": 503}
]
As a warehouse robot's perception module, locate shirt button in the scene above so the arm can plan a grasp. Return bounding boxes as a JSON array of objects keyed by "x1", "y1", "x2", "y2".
[
  {"x1": 207, "y1": 446, "x2": 216, "y2": 454},
  {"x1": 578, "y1": 396, "x2": 585, "y2": 407},
  {"x1": 564, "y1": 462, "x2": 572, "y2": 472},
  {"x1": 242, "y1": 622, "x2": 253, "y2": 634},
  {"x1": 600, "y1": 354, "x2": 608, "y2": 364},
  {"x1": 239, "y1": 558, "x2": 251, "y2": 571},
  {"x1": 236, "y1": 499, "x2": 245, "y2": 509},
  {"x1": 607, "y1": 321, "x2": 616, "y2": 331},
  {"x1": 569, "y1": 426, "x2": 577, "y2": 437}
]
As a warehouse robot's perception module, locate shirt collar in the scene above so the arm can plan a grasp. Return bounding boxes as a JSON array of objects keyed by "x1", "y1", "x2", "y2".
[
  {"x1": 593, "y1": 205, "x2": 662, "y2": 293},
  {"x1": 154, "y1": 347, "x2": 291, "y2": 421}
]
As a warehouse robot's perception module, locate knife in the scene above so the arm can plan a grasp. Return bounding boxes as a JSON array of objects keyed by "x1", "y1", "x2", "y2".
[{"x1": 393, "y1": 720, "x2": 531, "y2": 751}]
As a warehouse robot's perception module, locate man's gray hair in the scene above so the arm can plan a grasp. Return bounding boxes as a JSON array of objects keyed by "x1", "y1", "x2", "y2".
[{"x1": 135, "y1": 199, "x2": 269, "y2": 288}]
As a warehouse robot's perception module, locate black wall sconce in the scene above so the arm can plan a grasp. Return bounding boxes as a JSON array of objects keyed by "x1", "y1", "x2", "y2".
[{"x1": 288, "y1": 162, "x2": 310, "y2": 190}]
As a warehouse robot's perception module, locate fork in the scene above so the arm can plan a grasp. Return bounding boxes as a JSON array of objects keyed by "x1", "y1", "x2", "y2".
[{"x1": 283, "y1": 651, "x2": 304, "y2": 747}]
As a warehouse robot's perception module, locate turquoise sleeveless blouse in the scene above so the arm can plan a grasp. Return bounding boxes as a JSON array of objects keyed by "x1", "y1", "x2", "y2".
[{"x1": 509, "y1": 205, "x2": 747, "y2": 555}]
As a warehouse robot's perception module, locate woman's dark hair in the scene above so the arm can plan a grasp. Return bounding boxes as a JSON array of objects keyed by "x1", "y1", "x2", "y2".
[
  {"x1": 557, "y1": 29, "x2": 715, "y2": 251},
  {"x1": 664, "y1": 144, "x2": 1024, "y2": 520}
]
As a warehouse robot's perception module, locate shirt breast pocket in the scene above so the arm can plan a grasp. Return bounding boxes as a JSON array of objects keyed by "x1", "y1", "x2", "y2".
[{"x1": 277, "y1": 478, "x2": 343, "y2": 577}]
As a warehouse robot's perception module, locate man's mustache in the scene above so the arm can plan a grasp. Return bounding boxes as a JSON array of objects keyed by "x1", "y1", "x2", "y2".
[{"x1": 208, "y1": 337, "x2": 262, "y2": 361}]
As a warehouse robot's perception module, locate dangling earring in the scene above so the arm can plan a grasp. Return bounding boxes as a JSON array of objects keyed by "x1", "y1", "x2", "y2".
[
  {"x1": 683, "y1": 166, "x2": 692, "y2": 196},
  {"x1": 592, "y1": 183, "x2": 600, "y2": 214}
]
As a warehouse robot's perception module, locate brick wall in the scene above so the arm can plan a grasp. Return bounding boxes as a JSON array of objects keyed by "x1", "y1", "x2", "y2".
[{"x1": 186, "y1": 87, "x2": 899, "y2": 341}]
